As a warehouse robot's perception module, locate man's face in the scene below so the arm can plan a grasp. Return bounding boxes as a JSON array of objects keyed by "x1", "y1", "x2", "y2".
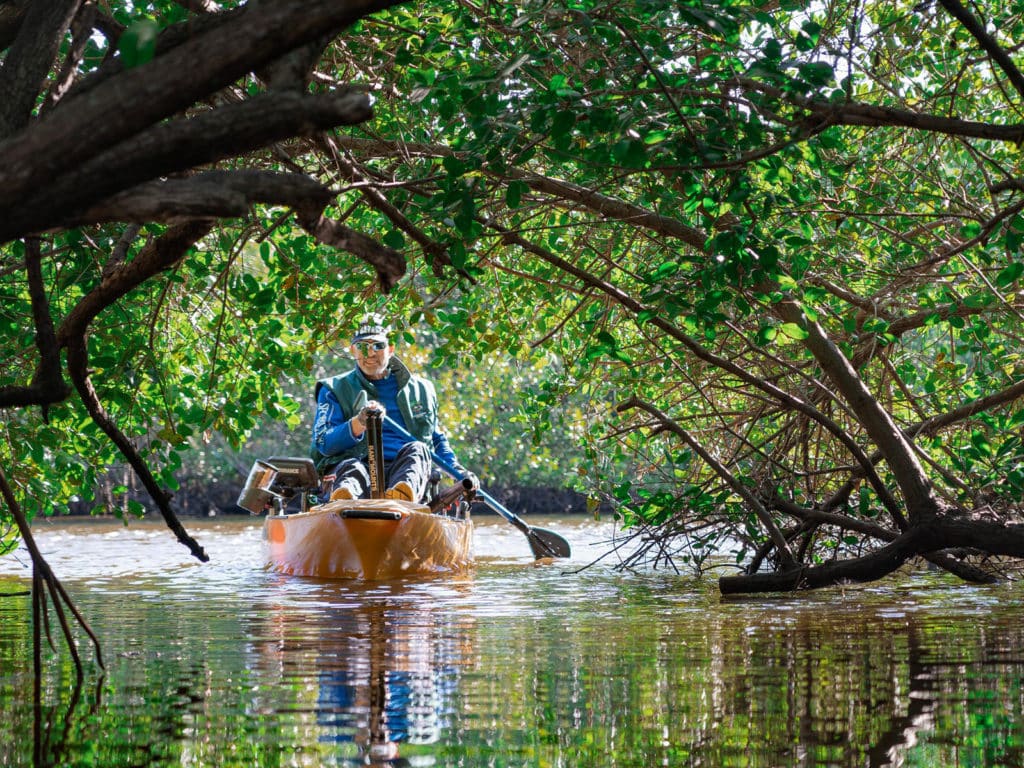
[{"x1": 351, "y1": 338, "x2": 393, "y2": 380}]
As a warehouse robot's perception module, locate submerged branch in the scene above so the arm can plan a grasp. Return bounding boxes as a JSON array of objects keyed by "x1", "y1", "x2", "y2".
[
  {"x1": 719, "y1": 511, "x2": 1022, "y2": 593},
  {"x1": 0, "y1": 462, "x2": 105, "y2": 675}
]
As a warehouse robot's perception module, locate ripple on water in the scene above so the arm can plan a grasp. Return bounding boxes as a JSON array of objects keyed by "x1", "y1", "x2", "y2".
[{"x1": 6, "y1": 517, "x2": 1024, "y2": 768}]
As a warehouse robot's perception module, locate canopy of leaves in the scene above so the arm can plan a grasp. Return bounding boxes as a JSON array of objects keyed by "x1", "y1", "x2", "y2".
[{"x1": 3, "y1": 0, "x2": 1024, "y2": 593}]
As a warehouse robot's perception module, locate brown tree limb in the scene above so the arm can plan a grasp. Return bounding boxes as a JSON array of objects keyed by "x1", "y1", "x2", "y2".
[
  {"x1": 0, "y1": 0, "x2": 404, "y2": 208},
  {"x1": 910, "y1": 377, "x2": 1024, "y2": 439},
  {"x1": 320, "y1": 135, "x2": 453, "y2": 276},
  {"x1": 808, "y1": 370, "x2": 1024, "y2": 522},
  {"x1": 64, "y1": 332, "x2": 210, "y2": 563},
  {"x1": 507, "y1": 169, "x2": 708, "y2": 249},
  {"x1": 720, "y1": 514, "x2": 1024, "y2": 593},
  {"x1": 70, "y1": 170, "x2": 333, "y2": 225},
  {"x1": 54, "y1": 222, "x2": 214, "y2": 562},
  {"x1": 40, "y1": 2, "x2": 98, "y2": 113},
  {"x1": 0, "y1": 239, "x2": 71, "y2": 410},
  {"x1": 330, "y1": 134, "x2": 710, "y2": 251},
  {"x1": 260, "y1": 35, "x2": 333, "y2": 93},
  {"x1": 937, "y1": 0, "x2": 1024, "y2": 102},
  {"x1": 295, "y1": 210, "x2": 406, "y2": 292},
  {"x1": 735, "y1": 77, "x2": 1024, "y2": 143},
  {"x1": 59, "y1": 169, "x2": 407, "y2": 289},
  {"x1": 770, "y1": 496, "x2": 998, "y2": 584},
  {"x1": 1, "y1": 89, "x2": 373, "y2": 241},
  {"x1": 773, "y1": 299, "x2": 940, "y2": 521},
  {"x1": 0, "y1": 0, "x2": 81, "y2": 138}
]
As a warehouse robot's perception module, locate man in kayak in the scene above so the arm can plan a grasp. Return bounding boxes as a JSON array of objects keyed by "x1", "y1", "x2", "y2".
[{"x1": 310, "y1": 314, "x2": 469, "y2": 502}]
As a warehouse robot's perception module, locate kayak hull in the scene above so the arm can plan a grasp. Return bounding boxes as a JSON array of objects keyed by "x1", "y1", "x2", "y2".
[{"x1": 263, "y1": 498, "x2": 473, "y2": 580}]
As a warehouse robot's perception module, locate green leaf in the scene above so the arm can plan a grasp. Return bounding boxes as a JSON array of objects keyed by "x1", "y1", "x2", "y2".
[
  {"x1": 118, "y1": 19, "x2": 159, "y2": 69},
  {"x1": 996, "y1": 262, "x2": 1024, "y2": 288},
  {"x1": 611, "y1": 139, "x2": 647, "y2": 168},
  {"x1": 970, "y1": 430, "x2": 993, "y2": 456},
  {"x1": 449, "y1": 241, "x2": 467, "y2": 269},
  {"x1": 798, "y1": 62, "x2": 834, "y2": 86},
  {"x1": 1006, "y1": 216, "x2": 1024, "y2": 251},
  {"x1": 383, "y1": 229, "x2": 405, "y2": 250},
  {"x1": 963, "y1": 292, "x2": 992, "y2": 309},
  {"x1": 506, "y1": 181, "x2": 528, "y2": 209},
  {"x1": 797, "y1": 22, "x2": 822, "y2": 51},
  {"x1": 861, "y1": 317, "x2": 889, "y2": 333},
  {"x1": 960, "y1": 221, "x2": 982, "y2": 239},
  {"x1": 551, "y1": 110, "x2": 575, "y2": 138},
  {"x1": 779, "y1": 322, "x2": 809, "y2": 340},
  {"x1": 651, "y1": 261, "x2": 679, "y2": 280}
]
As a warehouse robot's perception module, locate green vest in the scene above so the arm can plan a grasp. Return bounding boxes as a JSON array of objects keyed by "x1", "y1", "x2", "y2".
[{"x1": 310, "y1": 356, "x2": 438, "y2": 472}]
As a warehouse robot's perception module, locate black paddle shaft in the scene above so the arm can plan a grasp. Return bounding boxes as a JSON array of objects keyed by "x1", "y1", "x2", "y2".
[{"x1": 365, "y1": 410, "x2": 385, "y2": 499}]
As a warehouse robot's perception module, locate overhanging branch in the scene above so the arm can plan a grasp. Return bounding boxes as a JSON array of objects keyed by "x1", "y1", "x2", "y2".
[
  {"x1": 0, "y1": 238, "x2": 71, "y2": 410},
  {"x1": 59, "y1": 223, "x2": 214, "y2": 562},
  {"x1": 1, "y1": 89, "x2": 372, "y2": 241},
  {"x1": 618, "y1": 395, "x2": 798, "y2": 569},
  {"x1": 0, "y1": 0, "x2": 405, "y2": 209}
]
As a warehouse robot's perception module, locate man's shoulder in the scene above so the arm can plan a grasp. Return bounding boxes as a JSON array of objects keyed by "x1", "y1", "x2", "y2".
[
  {"x1": 317, "y1": 368, "x2": 360, "y2": 395},
  {"x1": 405, "y1": 371, "x2": 437, "y2": 400},
  {"x1": 406, "y1": 369, "x2": 433, "y2": 384}
]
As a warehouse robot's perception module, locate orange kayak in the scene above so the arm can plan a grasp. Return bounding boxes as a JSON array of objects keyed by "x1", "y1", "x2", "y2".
[{"x1": 263, "y1": 498, "x2": 473, "y2": 580}]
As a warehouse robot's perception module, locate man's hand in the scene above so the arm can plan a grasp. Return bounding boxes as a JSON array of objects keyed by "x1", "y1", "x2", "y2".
[
  {"x1": 351, "y1": 401, "x2": 384, "y2": 436},
  {"x1": 358, "y1": 401, "x2": 384, "y2": 425}
]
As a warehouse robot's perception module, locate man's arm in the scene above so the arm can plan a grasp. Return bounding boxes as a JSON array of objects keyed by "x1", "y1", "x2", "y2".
[
  {"x1": 431, "y1": 428, "x2": 467, "y2": 478},
  {"x1": 313, "y1": 386, "x2": 363, "y2": 458}
]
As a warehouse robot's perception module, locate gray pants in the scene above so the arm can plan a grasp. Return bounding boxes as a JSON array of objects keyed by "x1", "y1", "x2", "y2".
[{"x1": 326, "y1": 441, "x2": 432, "y2": 501}]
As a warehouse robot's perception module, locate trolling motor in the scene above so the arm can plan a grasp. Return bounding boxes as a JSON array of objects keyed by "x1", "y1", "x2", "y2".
[{"x1": 237, "y1": 456, "x2": 319, "y2": 514}]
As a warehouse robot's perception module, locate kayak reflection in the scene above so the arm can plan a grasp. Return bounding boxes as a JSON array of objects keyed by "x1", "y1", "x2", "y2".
[
  {"x1": 252, "y1": 581, "x2": 475, "y2": 766},
  {"x1": 317, "y1": 601, "x2": 462, "y2": 759}
]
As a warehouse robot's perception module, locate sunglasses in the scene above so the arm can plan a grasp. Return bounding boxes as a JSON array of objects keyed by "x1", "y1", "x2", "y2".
[{"x1": 354, "y1": 340, "x2": 389, "y2": 355}]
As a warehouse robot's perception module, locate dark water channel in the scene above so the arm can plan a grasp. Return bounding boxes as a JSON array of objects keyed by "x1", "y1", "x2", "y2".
[{"x1": 2, "y1": 516, "x2": 1024, "y2": 767}]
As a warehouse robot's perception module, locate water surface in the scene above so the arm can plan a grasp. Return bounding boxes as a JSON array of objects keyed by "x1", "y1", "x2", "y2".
[{"x1": 1, "y1": 516, "x2": 1023, "y2": 766}]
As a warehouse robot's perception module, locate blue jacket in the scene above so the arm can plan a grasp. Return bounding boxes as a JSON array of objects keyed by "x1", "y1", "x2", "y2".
[{"x1": 310, "y1": 356, "x2": 460, "y2": 474}]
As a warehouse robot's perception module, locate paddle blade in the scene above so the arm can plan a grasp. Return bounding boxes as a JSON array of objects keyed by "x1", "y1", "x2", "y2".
[{"x1": 527, "y1": 527, "x2": 572, "y2": 559}]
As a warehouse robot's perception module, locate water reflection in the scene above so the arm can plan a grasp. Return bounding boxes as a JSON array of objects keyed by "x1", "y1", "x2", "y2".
[
  {"x1": 247, "y1": 580, "x2": 475, "y2": 766},
  {"x1": 30, "y1": 673, "x2": 105, "y2": 768},
  {"x1": 4, "y1": 522, "x2": 1024, "y2": 767}
]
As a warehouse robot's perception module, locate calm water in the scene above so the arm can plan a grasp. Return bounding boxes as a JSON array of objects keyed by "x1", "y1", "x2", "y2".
[{"x1": 1, "y1": 516, "x2": 1024, "y2": 767}]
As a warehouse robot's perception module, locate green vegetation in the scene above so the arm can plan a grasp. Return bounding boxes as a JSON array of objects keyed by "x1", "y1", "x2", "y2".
[{"x1": 3, "y1": 0, "x2": 1024, "y2": 596}]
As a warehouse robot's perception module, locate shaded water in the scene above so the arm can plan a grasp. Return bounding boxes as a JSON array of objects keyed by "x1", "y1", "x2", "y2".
[{"x1": 2, "y1": 516, "x2": 1024, "y2": 767}]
